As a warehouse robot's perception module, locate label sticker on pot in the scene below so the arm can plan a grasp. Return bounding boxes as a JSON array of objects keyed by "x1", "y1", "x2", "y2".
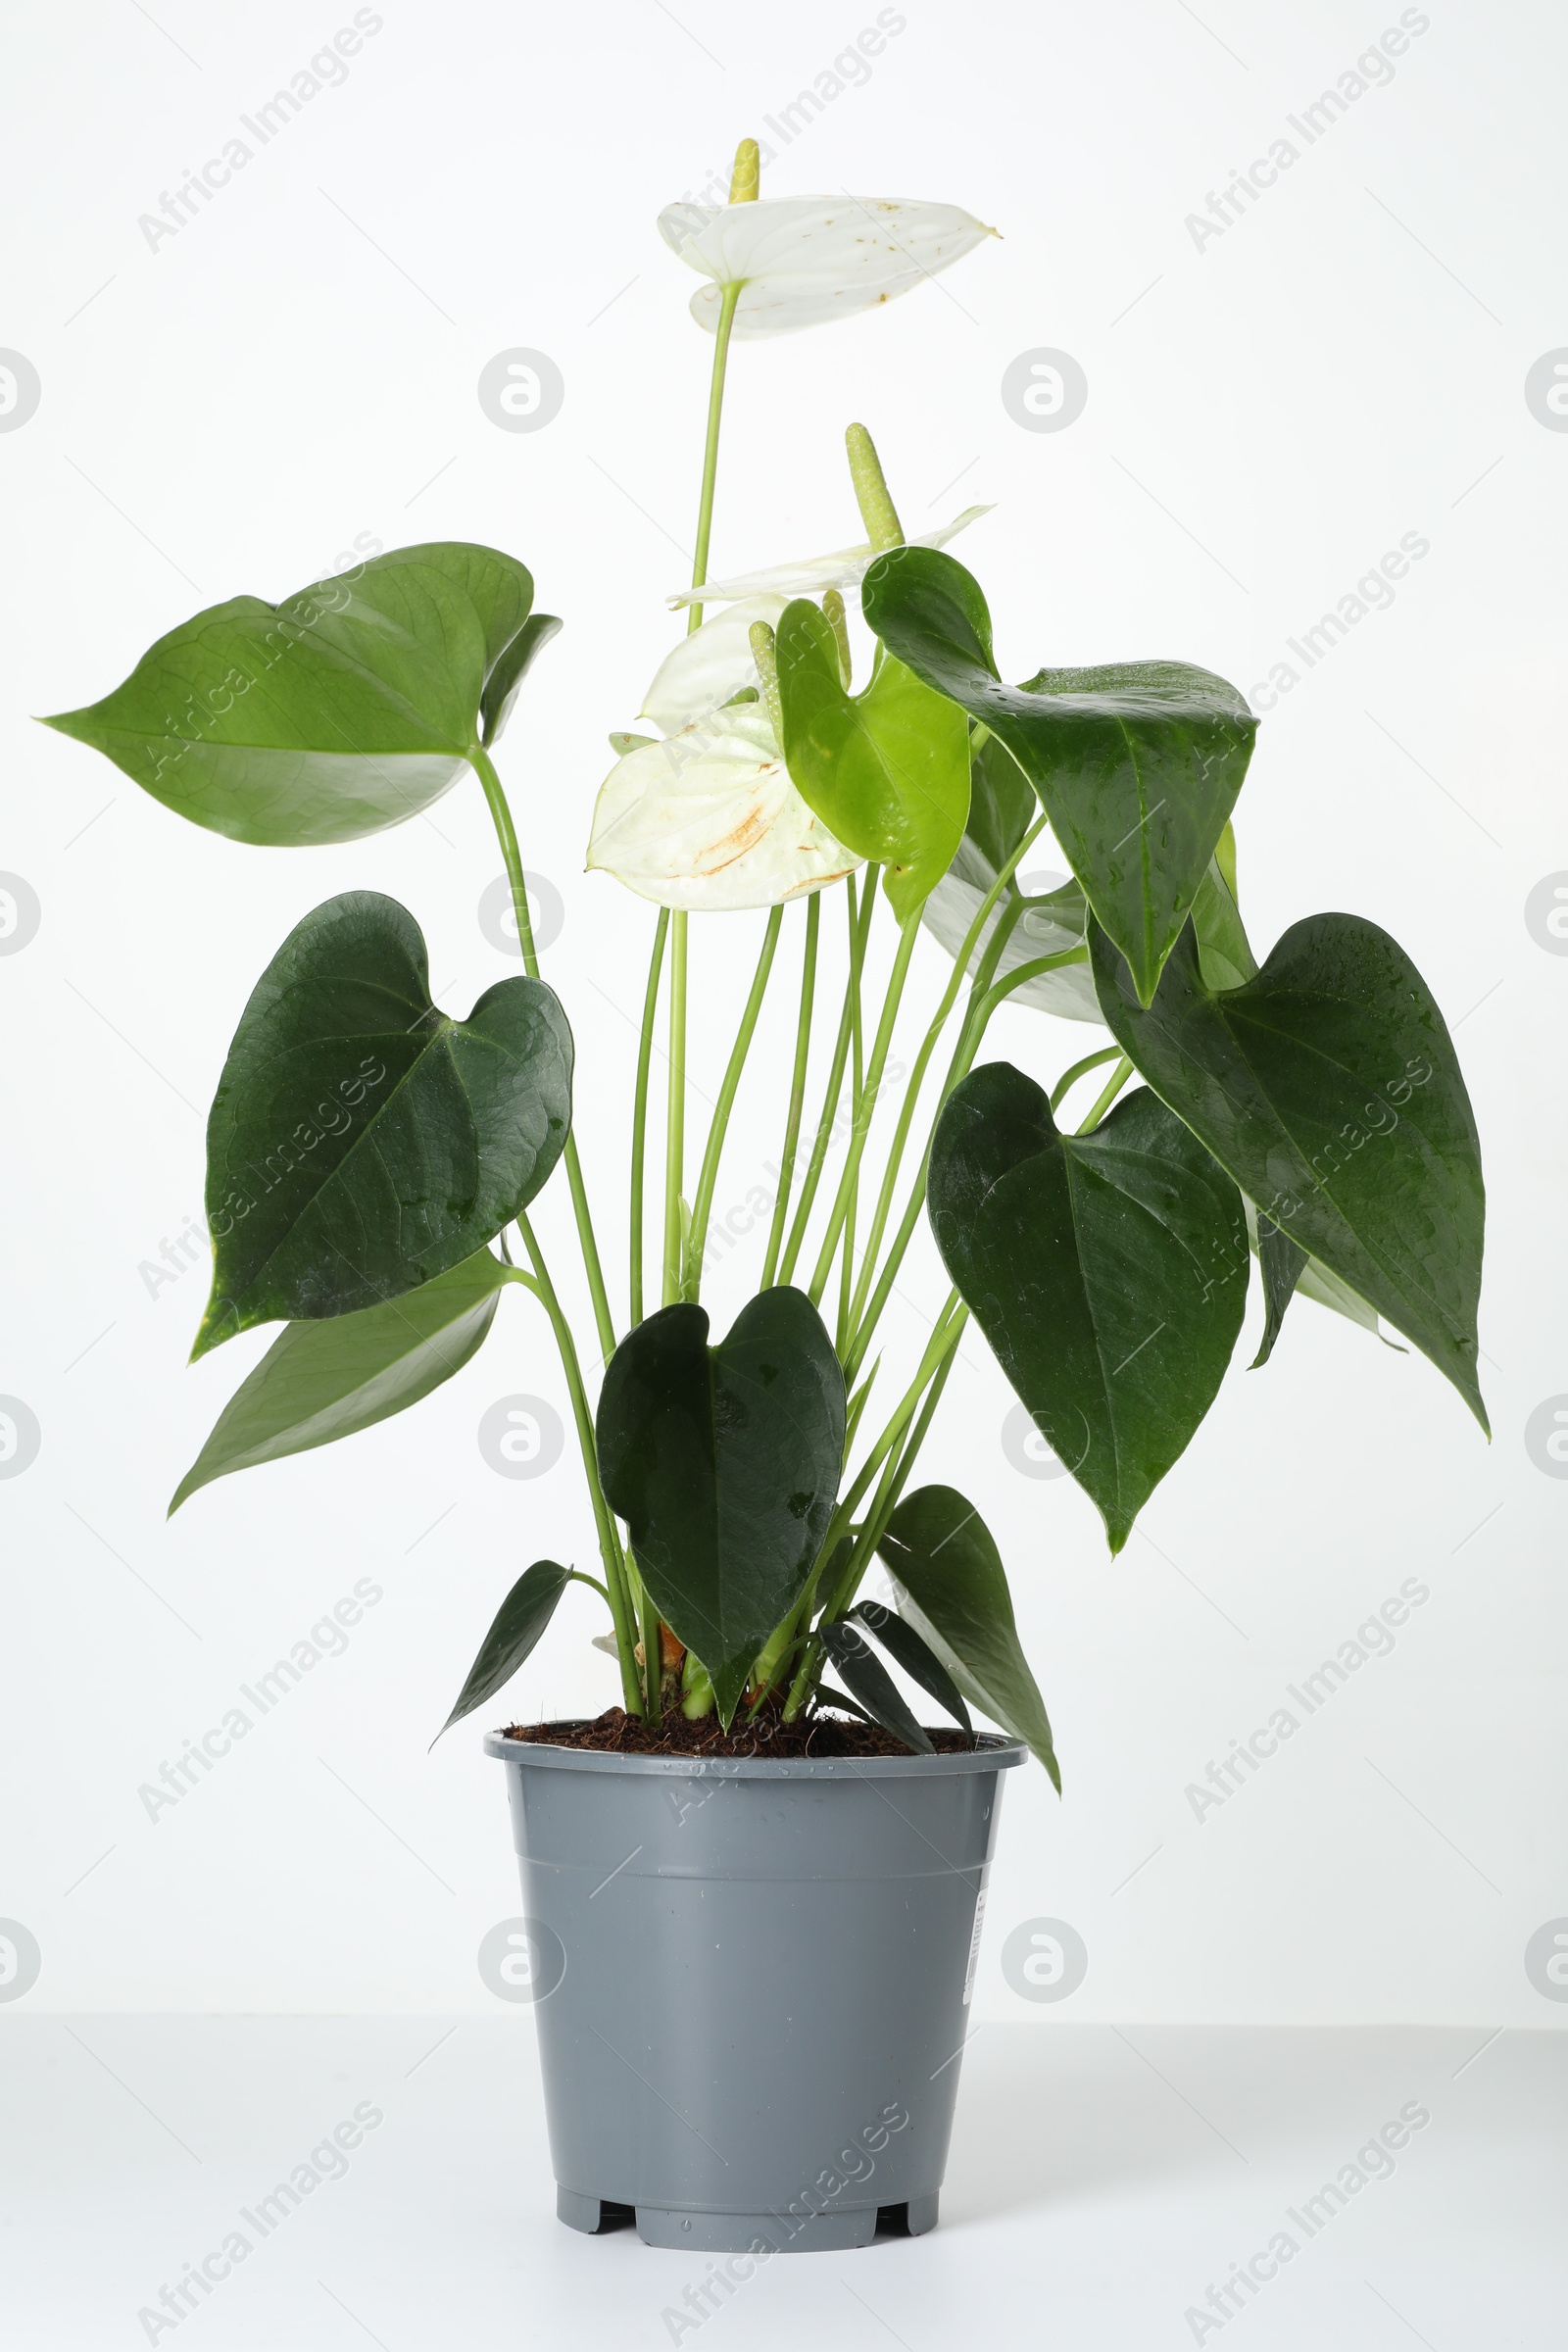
[{"x1": 962, "y1": 1886, "x2": 987, "y2": 2005}]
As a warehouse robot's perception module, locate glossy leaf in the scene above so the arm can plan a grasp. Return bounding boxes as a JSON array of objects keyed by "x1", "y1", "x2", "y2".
[
  {"x1": 481, "y1": 611, "x2": 562, "y2": 746},
  {"x1": 816, "y1": 1621, "x2": 934, "y2": 1754},
  {"x1": 877, "y1": 1486, "x2": 1059, "y2": 1788},
  {"x1": 928, "y1": 1065, "x2": 1249, "y2": 1550},
  {"x1": 43, "y1": 542, "x2": 547, "y2": 846},
  {"x1": 197, "y1": 891, "x2": 570, "y2": 1356},
  {"x1": 921, "y1": 733, "x2": 1100, "y2": 1023},
  {"x1": 172, "y1": 1250, "x2": 513, "y2": 1511},
  {"x1": 595, "y1": 1288, "x2": 846, "y2": 1723},
  {"x1": 850, "y1": 1599, "x2": 972, "y2": 1738},
  {"x1": 433, "y1": 1560, "x2": 572, "y2": 1741},
  {"x1": 775, "y1": 599, "x2": 971, "y2": 920},
  {"x1": 1091, "y1": 915, "x2": 1487, "y2": 1428},
  {"x1": 1251, "y1": 1213, "x2": 1307, "y2": 1370},
  {"x1": 862, "y1": 547, "x2": 1258, "y2": 1003}
]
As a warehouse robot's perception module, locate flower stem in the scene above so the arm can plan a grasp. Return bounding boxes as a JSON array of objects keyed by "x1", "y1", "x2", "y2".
[
  {"x1": 514, "y1": 1211, "x2": 642, "y2": 1714},
  {"x1": 662, "y1": 276, "x2": 745, "y2": 1312},
  {"x1": 807, "y1": 905, "x2": 921, "y2": 1312},
  {"x1": 843, "y1": 810, "x2": 1047, "y2": 1343},
  {"x1": 683, "y1": 906, "x2": 784, "y2": 1298},
  {"x1": 470, "y1": 743, "x2": 615, "y2": 1368},
  {"x1": 760, "y1": 893, "x2": 820, "y2": 1290},
  {"x1": 662, "y1": 912, "x2": 687, "y2": 1307},
  {"x1": 1050, "y1": 1045, "x2": 1123, "y2": 1113},
  {"x1": 776, "y1": 870, "x2": 875, "y2": 1287},
  {"x1": 629, "y1": 908, "x2": 668, "y2": 1328},
  {"x1": 1076, "y1": 1054, "x2": 1133, "y2": 1135}
]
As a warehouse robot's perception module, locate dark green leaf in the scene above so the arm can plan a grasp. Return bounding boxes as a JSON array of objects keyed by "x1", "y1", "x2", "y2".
[
  {"x1": 170, "y1": 1250, "x2": 513, "y2": 1513},
  {"x1": 928, "y1": 1065, "x2": 1249, "y2": 1549},
  {"x1": 850, "y1": 1599, "x2": 972, "y2": 1737},
  {"x1": 921, "y1": 734, "x2": 1101, "y2": 1023},
  {"x1": 775, "y1": 598, "x2": 970, "y2": 920},
  {"x1": 816, "y1": 1622, "x2": 934, "y2": 1753},
  {"x1": 433, "y1": 1559, "x2": 572, "y2": 1741},
  {"x1": 196, "y1": 891, "x2": 570, "y2": 1356},
  {"x1": 595, "y1": 1288, "x2": 846, "y2": 1724},
  {"x1": 482, "y1": 612, "x2": 562, "y2": 746},
  {"x1": 1252, "y1": 1214, "x2": 1307, "y2": 1370},
  {"x1": 1091, "y1": 915, "x2": 1487, "y2": 1428},
  {"x1": 877, "y1": 1485, "x2": 1059, "y2": 1787},
  {"x1": 862, "y1": 548, "x2": 1258, "y2": 1004},
  {"x1": 42, "y1": 542, "x2": 546, "y2": 846}
]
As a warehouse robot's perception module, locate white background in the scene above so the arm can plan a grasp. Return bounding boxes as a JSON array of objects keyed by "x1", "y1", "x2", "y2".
[{"x1": 2, "y1": 0, "x2": 1565, "y2": 2034}]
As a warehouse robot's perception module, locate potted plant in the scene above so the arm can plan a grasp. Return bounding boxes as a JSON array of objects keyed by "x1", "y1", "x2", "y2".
[{"x1": 41, "y1": 138, "x2": 1487, "y2": 2255}]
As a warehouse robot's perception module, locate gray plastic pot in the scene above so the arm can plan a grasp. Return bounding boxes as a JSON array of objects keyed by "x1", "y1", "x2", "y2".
[{"x1": 485, "y1": 1726, "x2": 1027, "y2": 2252}]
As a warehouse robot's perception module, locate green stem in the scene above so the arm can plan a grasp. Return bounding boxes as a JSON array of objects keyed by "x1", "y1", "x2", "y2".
[
  {"x1": 782, "y1": 1298, "x2": 966, "y2": 1719},
  {"x1": 842, "y1": 941, "x2": 1089, "y2": 1382},
  {"x1": 807, "y1": 906, "x2": 921, "y2": 1311},
  {"x1": 760, "y1": 893, "x2": 820, "y2": 1289},
  {"x1": 514, "y1": 1213, "x2": 641, "y2": 1714},
  {"x1": 637, "y1": 1574, "x2": 661, "y2": 1717},
  {"x1": 1076, "y1": 1054, "x2": 1133, "y2": 1135},
  {"x1": 1051, "y1": 1045, "x2": 1122, "y2": 1113},
  {"x1": 470, "y1": 744, "x2": 615, "y2": 1367},
  {"x1": 760, "y1": 1292, "x2": 962, "y2": 1707},
  {"x1": 662, "y1": 277, "x2": 744, "y2": 1311},
  {"x1": 662, "y1": 911, "x2": 687, "y2": 1307},
  {"x1": 629, "y1": 909, "x2": 669, "y2": 1328},
  {"x1": 776, "y1": 869, "x2": 875, "y2": 1287},
  {"x1": 683, "y1": 906, "x2": 783, "y2": 1298},
  {"x1": 844, "y1": 812, "x2": 1048, "y2": 1342},
  {"x1": 685, "y1": 280, "x2": 743, "y2": 635}
]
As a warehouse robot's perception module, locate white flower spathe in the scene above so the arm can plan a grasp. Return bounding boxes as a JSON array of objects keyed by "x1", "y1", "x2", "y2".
[
  {"x1": 587, "y1": 702, "x2": 859, "y2": 912},
  {"x1": 658, "y1": 196, "x2": 997, "y2": 340},
  {"x1": 668, "y1": 505, "x2": 991, "y2": 611},
  {"x1": 639, "y1": 594, "x2": 787, "y2": 735}
]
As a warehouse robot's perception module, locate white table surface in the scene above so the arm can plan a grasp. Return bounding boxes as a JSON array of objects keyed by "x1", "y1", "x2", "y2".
[{"x1": 2, "y1": 2018, "x2": 1561, "y2": 2349}]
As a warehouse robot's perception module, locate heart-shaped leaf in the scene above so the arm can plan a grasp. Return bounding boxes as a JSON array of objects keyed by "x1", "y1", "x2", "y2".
[
  {"x1": 877, "y1": 1486, "x2": 1059, "y2": 1787},
  {"x1": 862, "y1": 547, "x2": 1258, "y2": 1004},
  {"x1": 595, "y1": 1288, "x2": 846, "y2": 1723},
  {"x1": 197, "y1": 891, "x2": 571, "y2": 1356},
  {"x1": 1091, "y1": 915, "x2": 1487, "y2": 1427},
  {"x1": 42, "y1": 542, "x2": 556, "y2": 845},
  {"x1": 171, "y1": 1250, "x2": 514, "y2": 1512},
  {"x1": 815, "y1": 1621, "x2": 934, "y2": 1754},
  {"x1": 434, "y1": 1559, "x2": 572, "y2": 1742},
  {"x1": 774, "y1": 598, "x2": 970, "y2": 920},
  {"x1": 928, "y1": 1065, "x2": 1249, "y2": 1550},
  {"x1": 921, "y1": 733, "x2": 1102, "y2": 1022}
]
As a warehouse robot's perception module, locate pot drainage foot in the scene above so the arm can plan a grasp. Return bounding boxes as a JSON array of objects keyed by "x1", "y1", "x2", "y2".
[
  {"x1": 557, "y1": 2188, "x2": 635, "y2": 2234},
  {"x1": 878, "y1": 2193, "x2": 940, "y2": 2236},
  {"x1": 634, "y1": 2204, "x2": 882, "y2": 2253}
]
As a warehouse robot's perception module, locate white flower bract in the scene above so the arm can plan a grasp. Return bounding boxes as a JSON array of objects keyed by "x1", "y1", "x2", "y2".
[
  {"x1": 658, "y1": 196, "x2": 997, "y2": 340},
  {"x1": 668, "y1": 505, "x2": 992, "y2": 610},
  {"x1": 587, "y1": 701, "x2": 859, "y2": 912}
]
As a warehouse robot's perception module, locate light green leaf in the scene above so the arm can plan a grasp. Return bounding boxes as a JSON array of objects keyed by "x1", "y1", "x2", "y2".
[
  {"x1": 171, "y1": 1250, "x2": 513, "y2": 1512},
  {"x1": 42, "y1": 542, "x2": 551, "y2": 845},
  {"x1": 775, "y1": 598, "x2": 970, "y2": 920}
]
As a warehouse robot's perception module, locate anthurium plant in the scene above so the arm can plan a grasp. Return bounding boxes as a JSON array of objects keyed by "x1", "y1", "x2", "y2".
[{"x1": 44, "y1": 143, "x2": 1487, "y2": 1780}]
